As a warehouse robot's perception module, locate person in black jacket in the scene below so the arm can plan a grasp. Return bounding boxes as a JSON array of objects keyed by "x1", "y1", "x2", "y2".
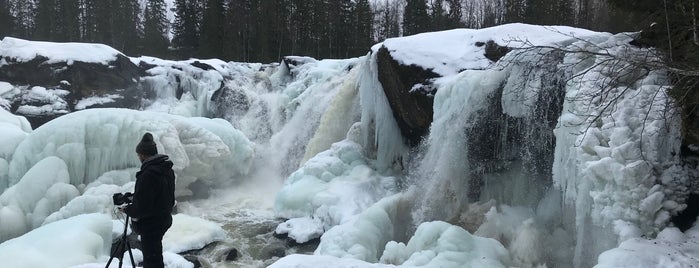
[{"x1": 121, "y1": 132, "x2": 176, "y2": 268}]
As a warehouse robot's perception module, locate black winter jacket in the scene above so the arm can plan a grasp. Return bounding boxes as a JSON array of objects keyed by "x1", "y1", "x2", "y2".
[{"x1": 124, "y1": 154, "x2": 176, "y2": 234}]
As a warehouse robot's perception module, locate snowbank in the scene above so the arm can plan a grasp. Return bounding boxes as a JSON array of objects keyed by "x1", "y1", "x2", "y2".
[
  {"x1": 0, "y1": 213, "x2": 112, "y2": 268},
  {"x1": 596, "y1": 226, "x2": 699, "y2": 267},
  {"x1": 0, "y1": 37, "x2": 123, "y2": 65},
  {"x1": 163, "y1": 214, "x2": 227, "y2": 253},
  {"x1": 374, "y1": 23, "x2": 609, "y2": 77}
]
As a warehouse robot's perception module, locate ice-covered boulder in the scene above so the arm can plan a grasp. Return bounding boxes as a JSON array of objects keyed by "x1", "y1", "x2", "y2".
[
  {"x1": 7, "y1": 108, "x2": 254, "y2": 197},
  {"x1": 0, "y1": 37, "x2": 144, "y2": 127},
  {"x1": 272, "y1": 193, "x2": 511, "y2": 268},
  {"x1": 274, "y1": 139, "x2": 397, "y2": 241},
  {"x1": 0, "y1": 156, "x2": 78, "y2": 242},
  {"x1": 0, "y1": 108, "x2": 30, "y2": 164},
  {"x1": 367, "y1": 23, "x2": 606, "y2": 145}
]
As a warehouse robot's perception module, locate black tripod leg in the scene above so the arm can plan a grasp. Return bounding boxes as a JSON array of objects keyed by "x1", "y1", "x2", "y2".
[
  {"x1": 105, "y1": 214, "x2": 133, "y2": 268},
  {"x1": 126, "y1": 239, "x2": 136, "y2": 268}
]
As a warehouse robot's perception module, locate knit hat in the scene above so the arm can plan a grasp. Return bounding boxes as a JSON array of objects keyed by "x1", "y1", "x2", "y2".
[{"x1": 136, "y1": 133, "x2": 158, "y2": 156}]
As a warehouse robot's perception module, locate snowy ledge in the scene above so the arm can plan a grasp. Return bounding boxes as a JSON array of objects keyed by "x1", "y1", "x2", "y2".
[{"x1": 0, "y1": 37, "x2": 123, "y2": 65}]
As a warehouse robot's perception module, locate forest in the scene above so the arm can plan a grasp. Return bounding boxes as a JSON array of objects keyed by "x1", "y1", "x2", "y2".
[{"x1": 0, "y1": 0, "x2": 671, "y2": 63}]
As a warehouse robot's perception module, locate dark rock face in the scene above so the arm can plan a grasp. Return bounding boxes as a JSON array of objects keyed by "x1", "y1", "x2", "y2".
[
  {"x1": 225, "y1": 248, "x2": 239, "y2": 261},
  {"x1": 476, "y1": 40, "x2": 512, "y2": 62},
  {"x1": 375, "y1": 46, "x2": 438, "y2": 146},
  {"x1": 183, "y1": 255, "x2": 202, "y2": 268},
  {"x1": 0, "y1": 53, "x2": 143, "y2": 128},
  {"x1": 210, "y1": 85, "x2": 250, "y2": 118}
]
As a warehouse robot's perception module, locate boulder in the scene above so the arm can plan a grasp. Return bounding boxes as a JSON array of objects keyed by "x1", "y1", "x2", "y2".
[
  {"x1": 0, "y1": 48, "x2": 143, "y2": 128},
  {"x1": 374, "y1": 46, "x2": 438, "y2": 146}
]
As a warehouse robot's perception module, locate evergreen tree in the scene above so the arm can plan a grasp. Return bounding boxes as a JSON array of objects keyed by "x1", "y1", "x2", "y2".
[
  {"x1": 376, "y1": 0, "x2": 400, "y2": 41},
  {"x1": 524, "y1": 0, "x2": 574, "y2": 25},
  {"x1": 111, "y1": 0, "x2": 141, "y2": 53},
  {"x1": 34, "y1": 0, "x2": 59, "y2": 40},
  {"x1": 199, "y1": 0, "x2": 226, "y2": 58},
  {"x1": 0, "y1": 0, "x2": 15, "y2": 38},
  {"x1": 143, "y1": 0, "x2": 170, "y2": 57},
  {"x1": 504, "y1": 0, "x2": 526, "y2": 23},
  {"x1": 430, "y1": 0, "x2": 447, "y2": 31},
  {"x1": 225, "y1": 0, "x2": 253, "y2": 61},
  {"x1": 57, "y1": 0, "x2": 81, "y2": 41},
  {"x1": 13, "y1": 0, "x2": 35, "y2": 38},
  {"x1": 403, "y1": 0, "x2": 429, "y2": 36},
  {"x1": 352, "y1": 0, "x2": 373, "y2": 55},
  {"x1": 445, "y1": 0, "x2": 463, "y2": 29},
  {"x1": 172, "y1": 0, "x2": 202, "y2": 57}
]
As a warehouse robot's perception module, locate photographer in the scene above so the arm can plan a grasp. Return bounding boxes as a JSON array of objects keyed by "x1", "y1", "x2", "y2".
[{"x1": 120, "y1": 133, "x2": 176, "y2": 268}]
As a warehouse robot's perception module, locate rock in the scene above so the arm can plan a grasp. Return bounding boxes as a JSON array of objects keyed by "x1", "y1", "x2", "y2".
[
  {"x1": 190, "y1": 61, "x2": 215, "y2": 71},
  {"x1": 210, "y1": 85, "x2": 250, "y2": 118},
  {"x1": 225, "y1": 248, "x2": 239, "y2": 261},
  {"x1": 477, "y1": 40, "x2": 512, "y2": 62},
  {"x1": 0, "y1": 52, "x2": 144, "y2": 128},
  {"x1": 374, "y1": 45, "x2": 438, "y2": 146},
  {"x1": 262, "y1": 246, "x2": 286, "y2": 259},
  {"x1": 183, "y1": 255, "x2": 202, "y2": 268}
]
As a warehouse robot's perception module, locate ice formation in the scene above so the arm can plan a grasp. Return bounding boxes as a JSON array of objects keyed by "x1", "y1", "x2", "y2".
[{"x1": 6, "y1": 108, "x2": 253, "y2": 197}]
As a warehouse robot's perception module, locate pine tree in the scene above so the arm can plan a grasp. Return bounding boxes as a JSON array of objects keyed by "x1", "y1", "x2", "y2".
[
  {"x1": 82, "y1": 0, "x2": 114, "y2": 44},
  {"x1": 143, "y1": 0, "x2": 170, "y2": 57},
  {"x1": 430, "y1": 0, "x2": 447, "y2": 31},
  {"x1": 504, "y1": 0, "x2": 526, "y2": 23},
  {"x1": 199, "y1": 0, "x2": 226, "y2": 58},
  {"x1": 524, "y1": 0, "x2": 574, "y2": 25},
  {"x1": 57, "y1": 0, "x2": 81, "y2": 41},
  {"x1": 403, "y1": 0, "x2": 429, "y2": 36},
  {"x1": 376, "y1": 0, "x2": 400, "y2": 42},
  {"x1": 111, "y1": 0, "x2": 141, "y2": 53},
  {"x1": 353, "y1": 0, "x2": 373, "y2": 55},
  {"x1": 224, "y1": 0, "x2": 252, "y2": 61},
  {"x1": 13, "y1": 0, "x2": 35, "y2": 38},
  {"x1": 445, "y1": 0, "x2": 463, "y2": 29},
  {"x1": 34, "y1": 0, "x2": 60, "y2": 40},
  {"x1": 172, "y1": 0, "x2": 202, "y2": 57},
  {"x1": 0, "y1": 0, "x2": 15, "y2": 38}
]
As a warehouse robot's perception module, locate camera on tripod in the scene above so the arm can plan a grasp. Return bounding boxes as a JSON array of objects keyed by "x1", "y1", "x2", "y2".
[{"x1": 112, "y1": 192, "x2": 133, "y2": 206}]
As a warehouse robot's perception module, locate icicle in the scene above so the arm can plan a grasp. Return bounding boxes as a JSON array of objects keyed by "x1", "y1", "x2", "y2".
[{"x1": 358, "y1": 52, "x2": 407, "y2": 171}]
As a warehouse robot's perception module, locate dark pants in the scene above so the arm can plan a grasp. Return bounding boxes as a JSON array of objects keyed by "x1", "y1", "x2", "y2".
[
  {"x1": 141, "y1": 230, "x2": 167, "y2": 268},
  {"x1": 134, "y1": 217, "x2": 172, "y2": 268}
]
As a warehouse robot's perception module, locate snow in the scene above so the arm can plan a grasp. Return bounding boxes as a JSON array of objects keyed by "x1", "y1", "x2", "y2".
[
  {"x1": 163, "y1": 213, "x2": 227, "y2": 253},
  {"x1": 0, "y1": 211, "x2": 224, "y2": 268},
  {"x1": 75, "y1": 94, "x2": 123, "y2": 110},
  {"x1": 0, "y1": 37, "x2": 123, "y2": 65},
  {"x1": 595, "y1": 226, "x2": 699, "y2": 268},
  {"x1": 0, "y1": 213, "x2": 112, "y2": 268},
  {"x1": 374, "y1": 23, "x2": 609, "y2": 77},
  {"x1": 274, "y1": 217, "x2": 324, "y2": 244}
]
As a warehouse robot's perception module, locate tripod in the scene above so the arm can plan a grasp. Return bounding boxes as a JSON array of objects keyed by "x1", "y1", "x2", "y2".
[{"x1": 105, "y1": 214, "x2": 136, "y2": 268}]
